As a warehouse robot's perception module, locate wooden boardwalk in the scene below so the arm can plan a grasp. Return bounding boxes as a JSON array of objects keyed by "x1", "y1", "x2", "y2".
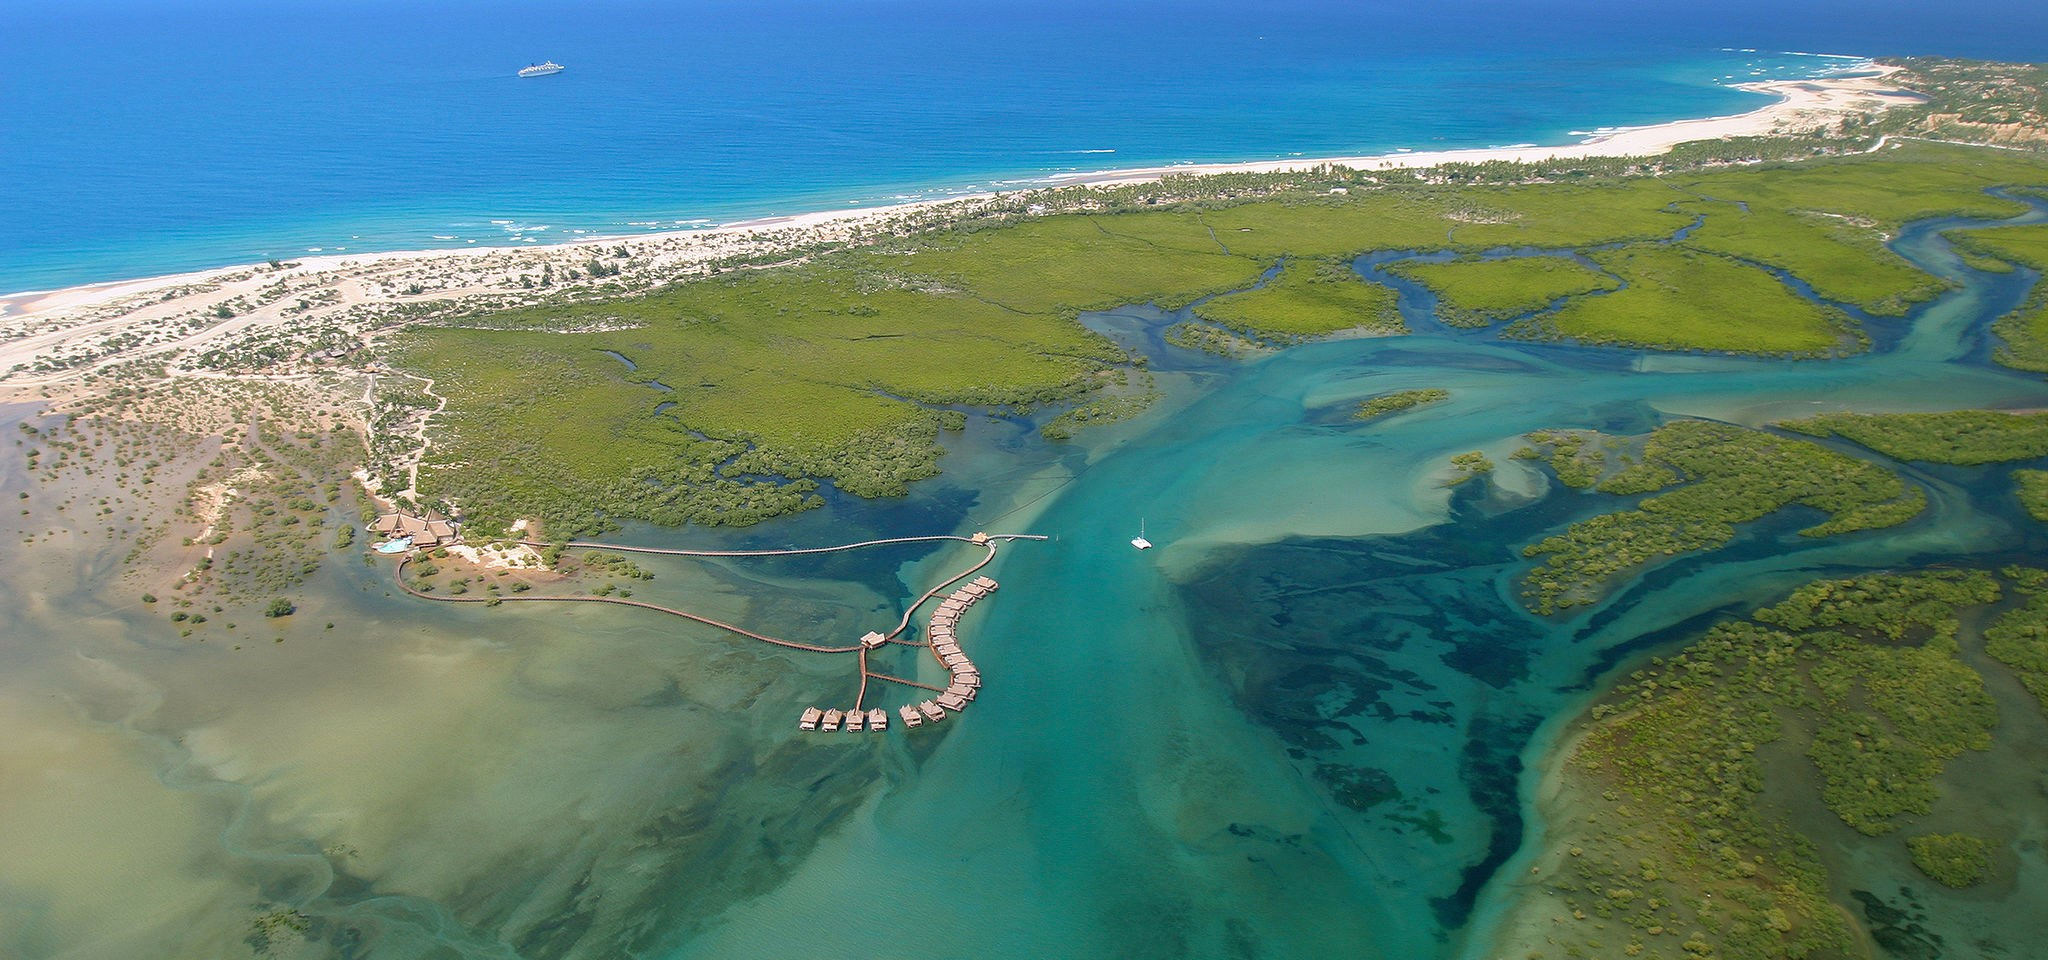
[{"x1": 394, "y1": 531, "x2": 1044, "y2": 731}]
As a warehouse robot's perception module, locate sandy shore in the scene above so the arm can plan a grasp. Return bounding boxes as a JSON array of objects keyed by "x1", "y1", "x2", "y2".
[{"x1": 0, "y1": 65, "x2": 1916, "y2": 388}]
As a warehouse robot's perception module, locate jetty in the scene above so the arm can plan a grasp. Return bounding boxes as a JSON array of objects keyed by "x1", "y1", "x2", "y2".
[{"x1": 391, "y1": 531, "x2": 1044, "y2": 736}]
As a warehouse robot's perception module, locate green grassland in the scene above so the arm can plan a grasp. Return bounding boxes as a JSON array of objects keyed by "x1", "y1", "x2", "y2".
[
  {"x1": 1675, "y1": 201, "x2": 1947, "y2": 314},
  {"x1": 1538, "y1": 570, "x2": 2010, "y2": 960},
  {"x1": 1354, "y1": 387, "x2": 1449, "y2": 422},
  {"x1": 1191, "y1": 259, "x2": 1402, "y2": 341},
  {"x1": 1512, "y1": 244, "x2": 1858, "y2": 355},
  {"x1": 1673, "y1": 148, "x2": 2045, "y2": 313},
  {"x1": 398, "y1": 145, "x2": 2048, "y2": 532},
  {"x1": 1947, "y1": 223, "x2": 2048, "y2": 370},
  {"x1": 881, "y1": 214, "x2": 1265, "y2": 313},
  {"x1": 1782, "y1": 409, "x2": 2048, "y2": 463},
  {"x1": 1386, "y1": 256, "x2": 1619, "y2": 327},
  {"x1": 1184, "y1": 179, "x2": 1695, "y2": 261},
  {"x1": 398, "y1": 265, "x2": 1124, "y2": 534},
  {"x1": 1520, "y1": 421, "x2": 1922, "y2": 614}
]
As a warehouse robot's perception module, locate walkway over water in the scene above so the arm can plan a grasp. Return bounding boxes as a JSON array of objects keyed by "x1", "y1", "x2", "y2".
[{"x1": 393, "y1": 532, "x2": 1045, "y2": 728}]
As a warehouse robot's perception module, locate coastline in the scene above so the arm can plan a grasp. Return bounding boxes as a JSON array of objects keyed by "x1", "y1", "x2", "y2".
[{"x1": 0, "y1": 66, "x2": 1915, "y2": 385}]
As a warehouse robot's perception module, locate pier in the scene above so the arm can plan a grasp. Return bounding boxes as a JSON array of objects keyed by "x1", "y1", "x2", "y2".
[{"x1": 392, "y1": 532, "x2": 1044, "y2": 734}]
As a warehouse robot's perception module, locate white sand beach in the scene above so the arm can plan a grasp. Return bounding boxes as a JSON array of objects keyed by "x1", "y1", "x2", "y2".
[{"x1": 0, "y1": 66, "x2": 1918, "y2": 389}]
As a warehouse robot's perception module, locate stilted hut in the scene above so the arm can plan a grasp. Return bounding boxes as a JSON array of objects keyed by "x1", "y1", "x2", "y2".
[
  {"x1": 822, "y1": 708, "x2": 844, "y2": 731},
  {"x1": 867, "y1": 708, "x2": 888, "y2": 730},
  {"x1": 799, "y1": 707, "x2": 822, "y2": 731}
]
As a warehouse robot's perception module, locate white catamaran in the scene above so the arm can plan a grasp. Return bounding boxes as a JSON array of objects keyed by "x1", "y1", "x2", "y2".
[{"x1": 1131, "y1": 519, "x2": 1153, "y2": 551}]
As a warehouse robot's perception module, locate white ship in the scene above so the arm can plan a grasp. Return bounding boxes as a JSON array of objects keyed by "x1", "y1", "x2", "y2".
[
  {"x1": 518, "y1": 61, "x2": 565, "y2": 78},
  {"x1": 1131, "y1": 519, "x2": 1153, "y2": 551}
]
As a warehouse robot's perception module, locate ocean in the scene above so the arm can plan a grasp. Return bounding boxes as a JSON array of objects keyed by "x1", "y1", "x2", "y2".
[{"x1": 7, "y1": 0, "x2": 2047, "y2": 295}]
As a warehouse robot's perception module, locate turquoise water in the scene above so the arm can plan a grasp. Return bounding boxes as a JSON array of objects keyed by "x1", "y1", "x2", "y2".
[
  {"x1": 19, "y1": 0, "x2": 2048, "y2": 294},
  {"x1": 575, "y1": 196, "x2": 2048, "y2": 959},
  {"x1": 6, "y1": 181, "x2": 2048, "y2": 959}
]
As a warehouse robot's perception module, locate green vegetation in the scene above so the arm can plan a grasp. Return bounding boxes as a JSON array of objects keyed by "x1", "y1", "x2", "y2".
[
  {"x1": 1520, "y1": 421, "x2": 1921, "y2": 613},
  {"x1": 1783, "y1": 409, "x2": 2048, "y2": 463},
  {"x1": 399, "y1": 264, "x2": 1126, "y2": 535},
  {"x1": 576, "y1": 550, "x2": 656, "y2": 581},
  {"x1": 262, "y1": 598, "x2": 295, "y2": 618},
  {"x1": 1508, "y1": 244, "x2": 1858, "y2": 355},
  {"x1": 1041, "y1": 376, "x2": 1157, "y2": 441},
  {"x1": 1386, "y1": 255, "x2": 1618, "y2": 327},
  {"x1": 1190, "y1": 259, "x2": 1402, "y2": 341},
  {"x1": 1986, "y1": 567, "x2": 2048, "y2": 706},
  {"x1": 1523, "y1": 429, "x2": 1606, "y2": 488},
  {"x1": 398, "y1": 144, "x2": 2048, "y2": 534},
  {"x1": 1201, "y1": 179, "x2": 1692, "y2": 258},
  {"x1": 885, "y1": 213, "x2": 1264, "y2": 314},
  {"x1": 1947, "y1": 224, "x2": 2048, "y2": 371},
  {"x1": 1908, "y1": 833, "x2": 1993, "y2": 888},
  {"x1": 1677, "y1": 199, "x2": 1947, "y2": 315},
  {"x1": 1674, "y1": 145, "x2": 2044, "y2": 312},
  {"x1": 1754, "y1": 572, "x2": 2000, "y2": 834},
  {"x1": 2016, "y1": 469, "x2": 2048, "y2": 520},
  {"x1": 1353, "y1": 388, "x2": 1448, "y2": 422},
  {"x1": 1163, "y1": 321, "x2": 1259, "y2": 357},
  {"x1": 1545, "y1": 571, "x2": 2005, "y2": 960},
  {"x1": 1446, "y1": 451, "x2": 1493, "y2": 485}
]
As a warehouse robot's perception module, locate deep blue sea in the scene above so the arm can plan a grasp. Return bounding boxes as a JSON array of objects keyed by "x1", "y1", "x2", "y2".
[{"x1": 3, "y1": 0, "x2": 2046, "y2": 294}]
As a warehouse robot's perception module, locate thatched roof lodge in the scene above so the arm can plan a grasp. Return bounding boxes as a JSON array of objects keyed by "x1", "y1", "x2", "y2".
[{"x1": 369, "y1": 510, "x2": 460, "y2": 547}]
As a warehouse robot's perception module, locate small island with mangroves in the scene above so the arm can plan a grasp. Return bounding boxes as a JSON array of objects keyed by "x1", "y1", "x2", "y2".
[{"x1": 5, "y1": 51, "x2": 2048, "y2": 960}]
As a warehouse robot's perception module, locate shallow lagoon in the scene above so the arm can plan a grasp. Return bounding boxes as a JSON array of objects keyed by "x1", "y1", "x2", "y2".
[{"x1": 5, "y1": 200, "x2": 2048, "y2": 959}]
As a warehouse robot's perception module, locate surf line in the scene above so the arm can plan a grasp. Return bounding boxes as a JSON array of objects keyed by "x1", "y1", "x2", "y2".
[{"x1": 391, "y1": 532, "x2": 1046, "y2": 732}]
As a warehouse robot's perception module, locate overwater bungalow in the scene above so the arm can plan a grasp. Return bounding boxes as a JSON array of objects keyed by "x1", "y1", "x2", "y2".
[
  {"x1": 845, "y1": 709, "x2": 866, "y2": 731},
  {"x1": 935, "y1": 692, "x2": 968, "y2": 712},
  {"x1": 917, "y1": 701, "x2": 946, "y2": 722},
  {"x1": 952, "y1": 670, "x2": 980, "y2": 688},
  {"x1": 972, "y1": 576, "x2": 997, "y2": 591},
  {"x1": 799, "y1": 707, "x2": 822, "y2": 731},
  {"x1": 946, "y1": 683, "x2": 976, "y2": 702},
  {"x1": 822, "y1": 708, "x2": 844, "y2": 731},
  {"x1": 900, "y1": 705, "x2": 924, "y2": 727},
  {"x1": 866, "y1": 708, "x2": 888, "y2": 729}
]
